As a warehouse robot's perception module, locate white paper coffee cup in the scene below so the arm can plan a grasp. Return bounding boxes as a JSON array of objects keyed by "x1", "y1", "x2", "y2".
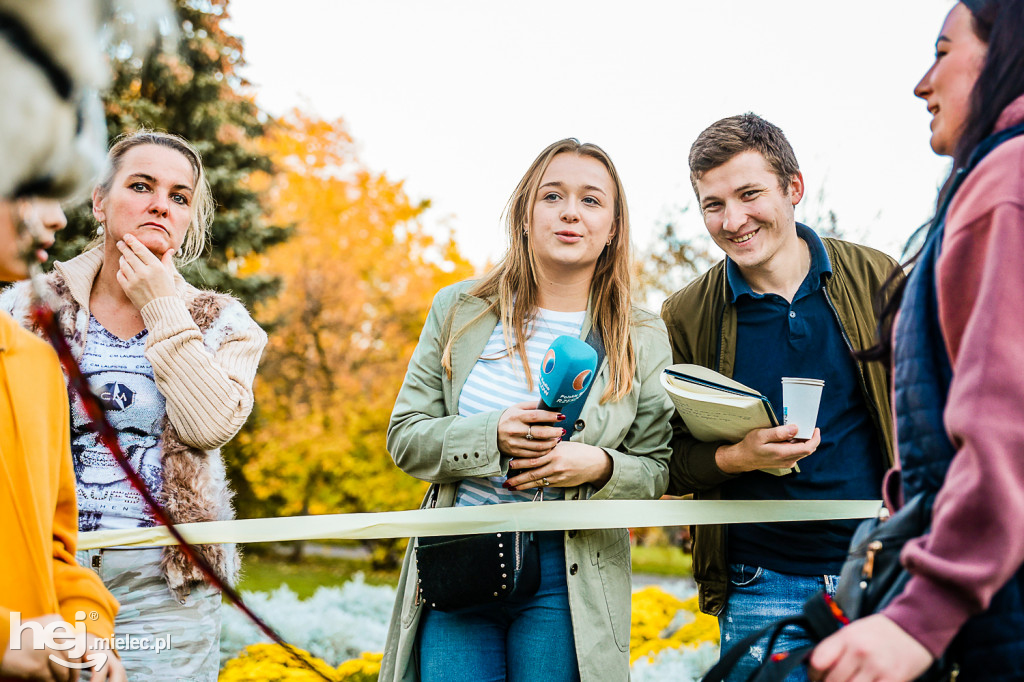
[{"x1": 781, "y1": 377, "x2": 825, "y2": 440}]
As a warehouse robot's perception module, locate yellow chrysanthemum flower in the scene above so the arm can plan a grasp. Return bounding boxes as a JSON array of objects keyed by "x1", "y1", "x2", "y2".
[
  {"x1": 220, "y1": 644, "x2": 384, "y2": 681},
  {"x1": 629, "y1": 587, "x2": 720, "y2": 664}
]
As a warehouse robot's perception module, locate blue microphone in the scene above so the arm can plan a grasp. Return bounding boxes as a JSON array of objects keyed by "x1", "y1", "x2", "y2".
[{"x1": 537, "y1": 335, "x2": 598, "y2": 440}]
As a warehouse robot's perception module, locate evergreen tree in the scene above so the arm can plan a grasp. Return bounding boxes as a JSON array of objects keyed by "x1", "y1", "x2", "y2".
[{"x1": 52, "y1": 0, "x2": 286, "y2": 307}]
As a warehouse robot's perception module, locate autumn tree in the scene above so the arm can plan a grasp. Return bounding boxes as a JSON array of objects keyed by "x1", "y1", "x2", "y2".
[
  {"x1": 236, "y1": 111, "x2": 475, "y2": 565},
  {"x1": 634, "y1": 206, "x2": 716, "y2": 305},
  {"x1": 52, "y1": 0, "x2": 285, "y2": 307},
  {"x1": 797, "y1": 183, "x2": 852, "y2": 240}
]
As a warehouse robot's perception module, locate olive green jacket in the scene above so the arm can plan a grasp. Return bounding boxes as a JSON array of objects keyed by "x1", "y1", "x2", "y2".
[
  {"x1": 660, "y1": 237, "x2": 898, "y2": 616},
  {"x1": 379, "y1": 280, "x2": 674, "y2": 682}
]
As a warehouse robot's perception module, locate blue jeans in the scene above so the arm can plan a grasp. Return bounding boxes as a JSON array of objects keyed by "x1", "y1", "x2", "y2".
[
  {"x1": 418, "y1": 531, "x2": 580, "y2": 682},
  {"x1": 718, "y1": 563, "x2": 839, "y2": 682}
]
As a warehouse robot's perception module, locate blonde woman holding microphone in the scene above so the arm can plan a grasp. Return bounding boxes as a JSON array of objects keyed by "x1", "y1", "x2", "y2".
[{"x1": 380, "y1": 138, "x2": 674, "y2": 682}]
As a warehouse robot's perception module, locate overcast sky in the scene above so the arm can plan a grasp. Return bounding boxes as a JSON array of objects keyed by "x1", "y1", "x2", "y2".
[{"x1": 226, "y1": 0, "x2": 954, "y2": 269}]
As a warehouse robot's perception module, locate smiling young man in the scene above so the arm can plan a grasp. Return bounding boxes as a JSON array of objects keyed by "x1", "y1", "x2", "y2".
[{"x1": 660, "y1": 113, "x2": 897, "y2": 679}]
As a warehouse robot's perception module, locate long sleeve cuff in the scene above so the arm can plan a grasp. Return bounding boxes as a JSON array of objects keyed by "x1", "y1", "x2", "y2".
[
  {"x1": 140, "y1": 296, "x2": 197, "y2": 340},
  {"x1": 667, "y1": 439, "x2": 735, "y2": 495},
  {"x1": 590, "y1": 446, "x2": 667, "y2": 501},
  {"x1": 690, "y1": 440, "x2": 734, "y2": 485},
  {"x1": 882, "y1": 572, "x2": 975, "y2": 658},
  {"x1": 60, "y1": 596, "x2": 116, "y2": 640}
]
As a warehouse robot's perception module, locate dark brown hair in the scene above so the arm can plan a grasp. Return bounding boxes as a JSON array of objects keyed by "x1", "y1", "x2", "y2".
[
  {"x1": 864, "y1": 0, "x2": 1024, "y2": 363},
  {"x1": 688, "y1": 113, "x2": 801, "y2": 195}
]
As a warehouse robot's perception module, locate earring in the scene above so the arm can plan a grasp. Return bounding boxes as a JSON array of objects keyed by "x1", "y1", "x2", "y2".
[
  {"x1": 606, "y1": 237, "x2": 612, "y2": 245},
  {"x1": 97, "y1": 222, "x2": 105, "y2": 236}
]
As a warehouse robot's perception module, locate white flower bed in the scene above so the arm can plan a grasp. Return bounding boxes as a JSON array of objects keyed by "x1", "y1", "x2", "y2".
[
  {"x1": 220, "y1": 575, "x2": 395, "y2": 666},
  {"x1": 220, "y1": 573, "x2": 716, "y2": 679},
  {"x1": 633, "y1": 643, "x2": 719, "y2": 681}
]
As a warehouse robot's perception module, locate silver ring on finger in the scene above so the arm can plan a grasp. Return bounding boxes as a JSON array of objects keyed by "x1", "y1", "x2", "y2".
[
  {"x1": 525, "y1": 425, "x2": 534, "y2": 441},
  {"x1": 541, "y1": 477, "x2": 550, "y2": 487}
]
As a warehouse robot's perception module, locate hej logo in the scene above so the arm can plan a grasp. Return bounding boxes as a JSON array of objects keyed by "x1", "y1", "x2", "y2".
[{"x1": 8, "y1": 611, "x2": 109, "y2": 671}]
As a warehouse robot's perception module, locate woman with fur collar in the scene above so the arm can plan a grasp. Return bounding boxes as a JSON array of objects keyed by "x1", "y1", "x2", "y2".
[{"x1": 1, "y1": 130, "x2": 267, "y2": 681}]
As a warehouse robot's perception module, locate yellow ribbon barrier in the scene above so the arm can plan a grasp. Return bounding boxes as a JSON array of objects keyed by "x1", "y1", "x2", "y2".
[{"x1": 78, "y1": 499, "x2": 882, "y2": 550}]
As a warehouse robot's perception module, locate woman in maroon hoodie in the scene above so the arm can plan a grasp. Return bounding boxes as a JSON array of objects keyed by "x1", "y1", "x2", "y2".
[{"x1": 810, "y1": 1, "x2": 1024, "y2": 681}]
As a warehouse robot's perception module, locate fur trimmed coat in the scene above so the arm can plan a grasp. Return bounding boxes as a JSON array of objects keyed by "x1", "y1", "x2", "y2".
[{"x1": 1, "y1": 247, "x2": 267, "y2": 597}]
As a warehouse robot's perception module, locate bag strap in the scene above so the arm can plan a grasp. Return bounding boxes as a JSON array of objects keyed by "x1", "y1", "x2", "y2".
[
  {"x1": 753, "y1": 594, "x2": 846, "y2": 680},
  {"x1": 700, "y1": 615, "x2": 804, "y2": 682},
  {"x1": 585, "y1": 322, "x2": 607, "y2": 369},
  {"x1": 559, "y1": 324, "x2": 606, "y2": 441},
  {"x1": 701, "y1": 592, "x2": 846, "y2": 682}
]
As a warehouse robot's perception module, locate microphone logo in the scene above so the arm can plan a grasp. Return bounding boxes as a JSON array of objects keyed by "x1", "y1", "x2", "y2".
[
  {"x1": 542, "y1": 349, "x2": 556, "y2": 374},
  {"x1": 572, "y1": 370, "x2": 592, "y2": 391}
]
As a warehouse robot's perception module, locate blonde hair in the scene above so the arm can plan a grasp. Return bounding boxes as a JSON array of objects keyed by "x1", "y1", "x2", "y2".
[
  {"x1": 442, "y1": 138, "x2": 636, "y2": 403},
  {"x1": 92, "y1": 130, "x2": 214, "y2": 265}
]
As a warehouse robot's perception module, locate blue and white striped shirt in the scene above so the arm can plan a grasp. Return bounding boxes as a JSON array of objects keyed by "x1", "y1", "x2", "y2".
[{"x1": 454, "y1": 308, "x2": 585, "y2": 507}]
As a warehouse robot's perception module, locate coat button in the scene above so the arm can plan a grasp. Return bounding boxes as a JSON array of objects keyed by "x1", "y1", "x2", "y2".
[
  {"x1": 569, "y1": 563, "x2": 579, "y2": 575},
  {"x1": 574, "y1": 419, "x2": 585, "y2": 432}
]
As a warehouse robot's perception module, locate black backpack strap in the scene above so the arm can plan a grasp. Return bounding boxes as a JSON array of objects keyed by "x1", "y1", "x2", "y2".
[
  {"x1": 702, "y1": 592, "x2": 847, "y2": 682},
  {"x1": 585, "y1": 322, "x2": 606, "y2": 370},
  {"x1": 749, "y1": 644, "x2": 814, "y2": 682},
  {"x1": 701, "y1": 615, "x2": 806, "y2": 682},
  {"x1": 559, "y1": 324, "x2": 606, "y2": 441},
  {"x1": 801, "y1": 592, "x2": 846, "y2": 641},
  {"x1": 749, "y1": 593, "x2": 846, "y2": 680}
]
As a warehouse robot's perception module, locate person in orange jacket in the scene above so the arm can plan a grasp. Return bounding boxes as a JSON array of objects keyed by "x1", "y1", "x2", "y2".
[{"x1": 0, "y1": 199, "x2": 124, "y2": 682}]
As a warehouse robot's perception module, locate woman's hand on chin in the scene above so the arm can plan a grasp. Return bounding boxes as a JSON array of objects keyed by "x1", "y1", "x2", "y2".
[{"x1": 115, "y1": 233, "x2": 178, "y2": 310}]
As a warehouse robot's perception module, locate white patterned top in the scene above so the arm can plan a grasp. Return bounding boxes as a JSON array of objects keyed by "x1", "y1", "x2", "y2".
[{"x1": 72, "y1": 315, "x2": 164, "y2": 532}]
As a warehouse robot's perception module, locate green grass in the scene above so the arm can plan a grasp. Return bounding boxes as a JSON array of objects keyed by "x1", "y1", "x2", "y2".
[
  {"x1": 235, "y1": 554, "x2": 399, "y2": 599},
  {"x1": 630, "y1": 544, "x2": 693, "y2": 578},
  {"x1": 232, "y1": 543, "x2": 691, "y2": 600}
]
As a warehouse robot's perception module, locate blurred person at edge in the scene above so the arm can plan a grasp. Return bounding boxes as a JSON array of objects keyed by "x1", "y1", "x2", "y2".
[
  {"x1": 379, "y1": 139, "x2": 674, "y2": 682},
  {"x1": 1, "y1": 131, "x2": 267, "y2": 681},
  {"x1": 809, "y1": 1, "x2": 1024, "y2": 681},
  {"x1": 0, "y1": 199, "x2": 125, "y2": 681}
]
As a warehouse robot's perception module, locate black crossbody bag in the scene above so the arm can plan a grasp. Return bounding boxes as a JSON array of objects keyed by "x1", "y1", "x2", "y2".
[
  {"x1": 415, "y1": 494, "x2": 543, "y2": 612},
  {"x1": 414, "y1": 325, "x2": 605, "y2": 612}
]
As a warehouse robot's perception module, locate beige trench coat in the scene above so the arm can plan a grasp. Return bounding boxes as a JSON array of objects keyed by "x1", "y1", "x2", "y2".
[{"x1": 379, "y1": 281, "x2": 674, "y2": 682}]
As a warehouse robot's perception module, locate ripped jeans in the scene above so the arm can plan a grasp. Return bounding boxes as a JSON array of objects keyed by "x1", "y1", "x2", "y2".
[{"x1": 717, "y1": 563, "x2": 839, "y2": 682}]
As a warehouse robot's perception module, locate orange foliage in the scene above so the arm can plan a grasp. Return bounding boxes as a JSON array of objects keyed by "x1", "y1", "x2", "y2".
[{"x1": 239, "y1": 110, "x2": 475, "y2": 524}]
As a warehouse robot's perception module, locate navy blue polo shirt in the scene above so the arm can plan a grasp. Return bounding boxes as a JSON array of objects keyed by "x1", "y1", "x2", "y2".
[{"x1": 721, "y1": 225, "x2": 885, "y2": 576}]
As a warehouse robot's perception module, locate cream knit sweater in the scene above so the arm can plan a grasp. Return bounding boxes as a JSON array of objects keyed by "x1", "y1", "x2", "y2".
[{"x1": 1, "y1": 247, "x2": 267, "y2": 594}]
